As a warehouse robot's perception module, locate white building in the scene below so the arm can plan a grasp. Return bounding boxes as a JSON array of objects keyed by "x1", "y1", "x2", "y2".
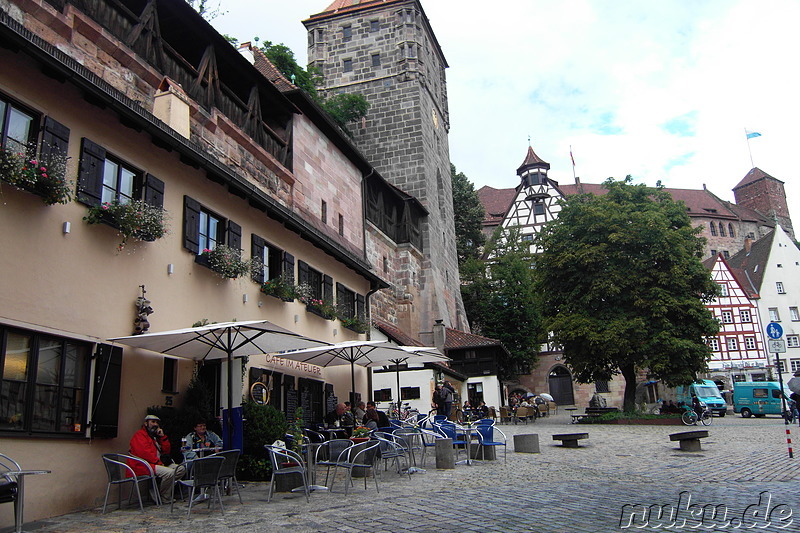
[{"x1": 727, "y1": 226, "x2": 800, "y2": 384}]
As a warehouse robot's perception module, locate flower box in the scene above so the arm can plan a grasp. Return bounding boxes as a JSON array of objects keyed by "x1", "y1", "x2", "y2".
[
  {"x1": 197, "y1": 245, "x2": 254, "y2": 279},
  {"x1": 1, "y1": 146, "x2": 72, "y2": 205},
  {"x1": 84, "y1": 200, "x2": 167, "y2": 250}
]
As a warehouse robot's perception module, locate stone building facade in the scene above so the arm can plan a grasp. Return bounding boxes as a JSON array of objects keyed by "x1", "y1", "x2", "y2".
[{"x1": 303, "y1": 0, "x2": 467, "y2": 335}]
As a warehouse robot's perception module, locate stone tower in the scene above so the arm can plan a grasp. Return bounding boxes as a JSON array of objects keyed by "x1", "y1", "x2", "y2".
[
  {"x1": 303, "y1": 0, "x2": 467, "y2": 333},
  {"x1": 732, "y1": 167, "x2": 794, "y2": 240}
]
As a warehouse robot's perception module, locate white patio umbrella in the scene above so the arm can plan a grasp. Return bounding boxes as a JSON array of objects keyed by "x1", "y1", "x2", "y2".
[
  {"x1": 108, "y1": 320, "x2": 329, "y2": 427},
  {"x1": 278, "y1": 340, "x2": 448, "y2": 409}
]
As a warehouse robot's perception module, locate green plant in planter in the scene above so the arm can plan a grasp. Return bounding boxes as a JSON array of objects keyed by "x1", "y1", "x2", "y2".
[
  {"x1": 85, "y1": 199, "x2": 168, "y2": 250},
  {"x1": 238, "y1": 401, "x2": 288, "y2": 481},
  {"x1": 0, "y1": 144, "x2": 73, "y2": 205},
  {"x1": 200, "y1": 245, "x2": 260, "y2": 279},
  {"x1": 286, "y1": 406, "x2": 304, "y2": 456},
  {"x1": 260, "y1": 275, "x2": 296, "y2": 301},
  {"x1": 340, "y1": 315, "x2": 368, "y2": 333}
]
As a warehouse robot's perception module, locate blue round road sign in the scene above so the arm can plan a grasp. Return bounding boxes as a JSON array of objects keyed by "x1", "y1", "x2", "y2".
[{"x1": 766, "y1": 322, "x2": 783, "y2": 339}]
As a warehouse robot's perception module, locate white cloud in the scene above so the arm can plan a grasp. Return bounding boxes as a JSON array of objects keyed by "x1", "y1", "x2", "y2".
[{"x1": 213, "y1": 0, "x2": 800, "y2": 225}]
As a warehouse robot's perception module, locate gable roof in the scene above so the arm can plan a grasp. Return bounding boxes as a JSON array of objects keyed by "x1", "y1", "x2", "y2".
[
  {"x1": 477, "y1": 185, "x2": 517, "y2": 228},
  {"x1": 733, "y1": 167, "x2": 783, "y2": 191},
  {"x1": 726, "y1": 229, "x2": 775, "y2": 294},
  {"x1": 444, "y1": 327, "x2": 503, "y2": 350},
  {"x1": 704, "y1": 253, "x2": 760, "y2": 299},
  {"x1": 374, "y1": 319, "x2": 423, "y2": 347}
]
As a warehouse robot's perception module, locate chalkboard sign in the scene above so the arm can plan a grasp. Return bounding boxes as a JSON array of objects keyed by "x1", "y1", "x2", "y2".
[
  {"x1": 301, "y1": 387, "x2": 314, "y2": 427},
  {"x1": 326, "y1": 394, "x2": 338, "y2": 415},
  {"x1": 286, "y1": 389, "x2": 298, "y2": 422}
]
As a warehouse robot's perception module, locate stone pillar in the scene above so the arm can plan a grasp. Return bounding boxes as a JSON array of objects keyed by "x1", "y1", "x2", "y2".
[
  {"x1": 513, "y1": 434, "x2": 540, "y2": 453},
  {"x1": 435, "y1": 438, "x2": 454, "y2": 469}
]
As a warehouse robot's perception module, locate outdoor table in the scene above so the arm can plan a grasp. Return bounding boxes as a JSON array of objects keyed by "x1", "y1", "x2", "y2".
[
  {"x1": 6, "y1": 469, "x2": 51, "y2": 533},
  {"x1": 320, "y1": 427, "x2": 349, "y2": 440},
  {"x1": 455, "y1": 423, "x2": 481, "y2": 466},
  {"x1": 300, "y1": 442, "x2": 328, "y2": 492}
]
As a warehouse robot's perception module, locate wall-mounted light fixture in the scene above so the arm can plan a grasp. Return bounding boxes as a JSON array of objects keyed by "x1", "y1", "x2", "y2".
[
  {"x1": 167, "y1": 264, "x2": 174, "y2": 275},
  {"x1": 243, "y1": 294, "x2": 249, "y2": 304},
  {"x1": 333, "y1": 328, "x2": 338, "y2": 337},
  {"x1": 62, "y1": 221, "x2": 71, "y2": 234},
  {"x1": 294, "y1": 314, "x2": 299, "y2": 323},
  {"x1": 257, "y1": 301, "x2": 263, "y2": 308}
]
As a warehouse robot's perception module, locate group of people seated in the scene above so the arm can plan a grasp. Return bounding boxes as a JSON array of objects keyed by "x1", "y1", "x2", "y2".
[
  {"x1": 127, "y1": 414, "x2": 223, "y2": 504},
  {"x1": 324, "y1": 401, "x2": 391, "y2": 435},
  {"x1": 461, "y1": 400, "x2": 490, "y2": 421}
]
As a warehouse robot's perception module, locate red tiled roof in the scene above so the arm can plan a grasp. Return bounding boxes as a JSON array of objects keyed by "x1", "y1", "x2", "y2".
[
  {"x1": 477, "y1": 186, "x2": 516, "y2": 224},
  {"x1": 306, "y1": 0, "x2": 406, "y2": 22},
  {"x1": 247, "y1": 44, "x2": 297, "y2": 92},
  {"x1": 733, "y1": 167, "x2": 783, "y2": 191},
  {"x1": 373, "y1": 319, "x2": 423, "y2": 346},
  {"x1": 726, "y1": 229, "x2": 775, "y2": 294},
  {"x1": 444, "y1": 327, "x2": 501, "y2": 349},
  {"x1": 517, "y1": 145, "x2": 550, "y2": 173}
]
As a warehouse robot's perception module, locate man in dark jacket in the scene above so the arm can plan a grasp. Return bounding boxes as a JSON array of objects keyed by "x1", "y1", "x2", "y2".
[
  {"x1": 128, "y1": 414, "x2": 184, "y2": 503},
  {"x1": 440, "y1": 381, "x2": 454, "y2": 420}
]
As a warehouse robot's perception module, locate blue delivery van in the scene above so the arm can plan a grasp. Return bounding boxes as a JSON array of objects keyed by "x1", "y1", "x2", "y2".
[
  {"x1": 675, "y1": 379, "x2": 727, "y2": 416},
  {"x1": 733, "y1": 382, "x2": 788, "y2": 418}
]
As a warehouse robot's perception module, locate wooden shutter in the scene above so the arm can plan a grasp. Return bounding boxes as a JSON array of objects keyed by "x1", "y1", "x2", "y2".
[
  {"x1": 336, "y1": 282, "x2": 345, "y2": 309},
  {"x1": 323, "y1": 275, "x2": 333, "y2": 302},
  {"x1": 226, "y1": 220, "x2": 242, "y2": 252},
  {"x1": 251, "y1": 234, "x2": 265, "y2": 284},
  {"x1": 142, "y1": 173, "x2": 164, "y2": 208},
  {"x1": 91, "y1": 343, "x2": 123, "y2": 439},
  {"x1": 77, "y1": 138, "x2": 105, "y2": 206},
  {"x1": 183, "y1": 195, "x2": 201, "y2": 253},
  {"x1": 356, "y1": 293, "x2": 366, "y2": 320},
  {"x1": 282, "y1": 252, "x2": 295, "y2": 283},
  {"x1": 40, "y1": 116, "x2": 70, "y2": 160},
  {"x1": 297, "y1": 260, "x2": 309, "y2": 286}
]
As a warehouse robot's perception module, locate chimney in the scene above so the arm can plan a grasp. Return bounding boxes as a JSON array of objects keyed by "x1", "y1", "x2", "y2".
[
  {"x1": 152, "y1": 77, "x2": 190, "y2": 139},
  {"x1": 575, "y1": 176, "x2": 581, "y2": 186},
  {"x1": 744, "y1": 237, "x2": 753, "y2": 253},
  {"x1": 432, "y1": 319, "x2": 446, "y2": 351},
  {"x1": 237, "y1": 42, "x2": 255, "y2": 64}
]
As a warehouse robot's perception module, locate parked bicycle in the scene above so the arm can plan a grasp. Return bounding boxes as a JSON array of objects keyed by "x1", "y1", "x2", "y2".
[
  {"x1": 387, "y1": 402, "x2": 420, "y2": 421},
  {"x1": 681, "y1": 403, "x2": 712, "y2": 426}
]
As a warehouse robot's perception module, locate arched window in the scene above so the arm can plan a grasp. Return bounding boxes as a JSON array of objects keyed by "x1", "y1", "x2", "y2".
[
  {"x1": 710, "y1": 222, "x2": 717, "y2": 236},
  {"x1": 728, "y1": 224, "x2": 735, "y2": 238},
  {"x1": 719, "y1": 222, "x2": 726, "y2": 237}
]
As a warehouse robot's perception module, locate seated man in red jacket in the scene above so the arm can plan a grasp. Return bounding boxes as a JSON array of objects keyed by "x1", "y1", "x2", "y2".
[{"x1": 128, "y1": 414, "x2": 184, "y2": 503}]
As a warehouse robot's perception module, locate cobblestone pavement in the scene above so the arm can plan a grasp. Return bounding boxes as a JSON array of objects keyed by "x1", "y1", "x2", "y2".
[{"x1": 18, "y1": 413, "x2": 800, "y2": 533}]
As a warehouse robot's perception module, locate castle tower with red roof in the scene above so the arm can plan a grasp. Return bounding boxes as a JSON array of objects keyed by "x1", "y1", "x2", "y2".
[{"x1": 732, "y1": 168, "x2": 794, "y2": 240}]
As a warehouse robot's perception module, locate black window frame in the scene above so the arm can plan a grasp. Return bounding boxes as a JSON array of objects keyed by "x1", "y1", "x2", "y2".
[
  {"x1": 298, "y1": 260, "x2": 333, "y2": 317},
  {"x1": 100, "y1": 153, "x2": 141, "y2": 205},
  {"x1": 709, "y1": 222, "x2": 717, "y2": 236},
  {"x1": 595, "y1": 381, "x2": 610, "y2": 393},
  {"x1": 251, "y1": 233, "x2": 294, "y2": 286},
  {"x1": 182, "y1": 195, "x2": 241, "y2": 257},
  {"x1": 373, "y1": 388, "x2": 392, "y2": 402},
  {"x1": 77, "y1": 138, "x2": 164, "y2": 211},
  {"x1": 369, "y1": 20, "x2": 380, "y2": 32},
  {"x1": 0, "y1": 93, "x2": 38, "y2": 154},
  {"x1": 342, "y1": 25, "x2": 352, "y2": 40},
  {"x1": 336, "y1": 283, "x2": 365, "y2": 324},
  {"x1": 343, "y1": 58, "x2": 353, "y2": 73},
  {"x1": 371, "y1": 53, "x2": 381, "y2": 68},
  {"x1": 0, "y1": 325, "x2": 92, "y2": 437}
]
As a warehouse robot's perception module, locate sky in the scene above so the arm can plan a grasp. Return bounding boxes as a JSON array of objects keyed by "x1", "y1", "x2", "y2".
[{"x1": 211, "y1": 0, "x2": 799, "y2": 224}]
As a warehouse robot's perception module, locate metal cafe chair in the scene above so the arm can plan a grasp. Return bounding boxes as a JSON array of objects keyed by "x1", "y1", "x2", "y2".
[
  {"x1": 101, "y1": 453, "x2": 160, "y2": 513},
  {"x1": 171, "y1": 455, "x2": 225, "y2": 517},
  {"x1": 328, "y1": 440, "x2": 381, "y2": 495},
  {"x1": 265, "y1": 445, "x2": 310, "y2": 503}
]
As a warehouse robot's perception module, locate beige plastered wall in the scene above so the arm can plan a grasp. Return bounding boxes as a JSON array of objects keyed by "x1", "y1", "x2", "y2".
[{"x1": 0, "y1": 45, "x2": 370, "y2": 525}]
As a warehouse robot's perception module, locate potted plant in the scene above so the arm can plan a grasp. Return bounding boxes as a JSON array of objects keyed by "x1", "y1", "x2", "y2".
[
  {"x1": 0, "y1": 144, "x2": 73, "y2": 205},
  {"x1": 350, "y1": 426, "x2": 371, "y2": 443},
  {"x1": 260, "y1": 275, "x2": 296, "y2": 301},
  {"x1": 294, "y1": 283, "x2": 338, "y2": 320},
  {"x1": 198, "y1": 245, "x2": 257, "y2": 279},
  {"x1": 340, "y1": 315, "x2": 369, "y2": 334},
  {"x1": 84, "y1": 199, "x2": 168, "y2": 250}
]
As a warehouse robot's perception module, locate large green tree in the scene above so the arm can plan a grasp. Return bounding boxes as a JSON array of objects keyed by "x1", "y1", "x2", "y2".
[
  {"x1": 533, "y1": 177, "x2": 719, "y2": 411},
  {"x1": 451, "y1": 163, "x2": 485, "y2": 268},
  {"x1": 462, "y1": 228, "x2": 545, "y2": 380}
]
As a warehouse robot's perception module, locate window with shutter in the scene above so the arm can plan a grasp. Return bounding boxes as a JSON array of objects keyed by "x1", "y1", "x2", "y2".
[
  {"x1": 77, "y1": 138, "x2": 156, "y2": 209},
  {"x1": 251, "y1": 234, "x2": 287, "y2": 285},
  {"x1": 91, "y1": 343, "x2": 122, "y2": 439},
  {"x1": 40, "y1": 116, "x2": 70, "y2": 161},
  {"x1": 0, "y1": 325, "x2": 93, "y2": 437},
  {"x1": 0, "y1": 93, "x2": 37, "y2": 153}
]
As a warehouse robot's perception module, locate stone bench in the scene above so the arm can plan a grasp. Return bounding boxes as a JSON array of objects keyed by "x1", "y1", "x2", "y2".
[
  {"x1": 552, "y1": 433, "x2": 589, "y2": 448},
  {"x1": 669, "y1": 430, "x2": 709, "y2": 452},
  {"x1": 513, "y1": 434, "x2": 540, "y2": 453}
]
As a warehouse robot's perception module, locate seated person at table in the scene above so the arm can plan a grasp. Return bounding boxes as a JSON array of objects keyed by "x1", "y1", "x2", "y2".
[
  {"x1": 325, "y1": 402, "x2": 355, "y2": 429},
  {"x1": 477, "y1": 400, "x2": 490, "y2": 419},
  {"x1": 353, "y1": 401, "x2": 367, "y2": 421},
  {"x1": 363, "y1": 400, "x2": 390, "y2": 429},
  {"x1": 183, "y1": 419, "x2": 223, "y2": 461},
  {"x1": 129, "y1": 414, "x2": 184, "y2": 503}
]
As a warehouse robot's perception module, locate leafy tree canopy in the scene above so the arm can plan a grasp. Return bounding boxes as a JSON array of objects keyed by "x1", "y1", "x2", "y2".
[
  {"x1": 451, "y1": 163, "x2": 486, "y2": 268},
  {"x1": 533, "y1": 177, "x2": 720, "y2": 410},
  {"x1": 257, "y1": 40, "x2": 367, "y2": 134},
  {"x1": 462, "y1": 228, "x2": 545, "y2": 380}
]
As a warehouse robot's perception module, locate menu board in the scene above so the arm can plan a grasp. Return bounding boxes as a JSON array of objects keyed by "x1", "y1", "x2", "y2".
[{"x1": 286, "y1": 389, "x2": 298, "y2": 421}]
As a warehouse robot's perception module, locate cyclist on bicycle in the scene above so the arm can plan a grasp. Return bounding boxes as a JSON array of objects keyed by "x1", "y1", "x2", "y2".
[{"x1": 691, "y1": 394, "x2": 704, "y2": 419}]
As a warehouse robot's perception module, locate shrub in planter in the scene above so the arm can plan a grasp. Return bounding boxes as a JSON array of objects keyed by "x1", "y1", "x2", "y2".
[
  {"x1": 237, "y1": 401, "x2": 288, "y2": 481},
  {"x1": 0, "y1": 144, "x2": 72, "y2": 205},
  {"x1": 85, "y1": 199, "x2": 168, "y2": 250}
]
